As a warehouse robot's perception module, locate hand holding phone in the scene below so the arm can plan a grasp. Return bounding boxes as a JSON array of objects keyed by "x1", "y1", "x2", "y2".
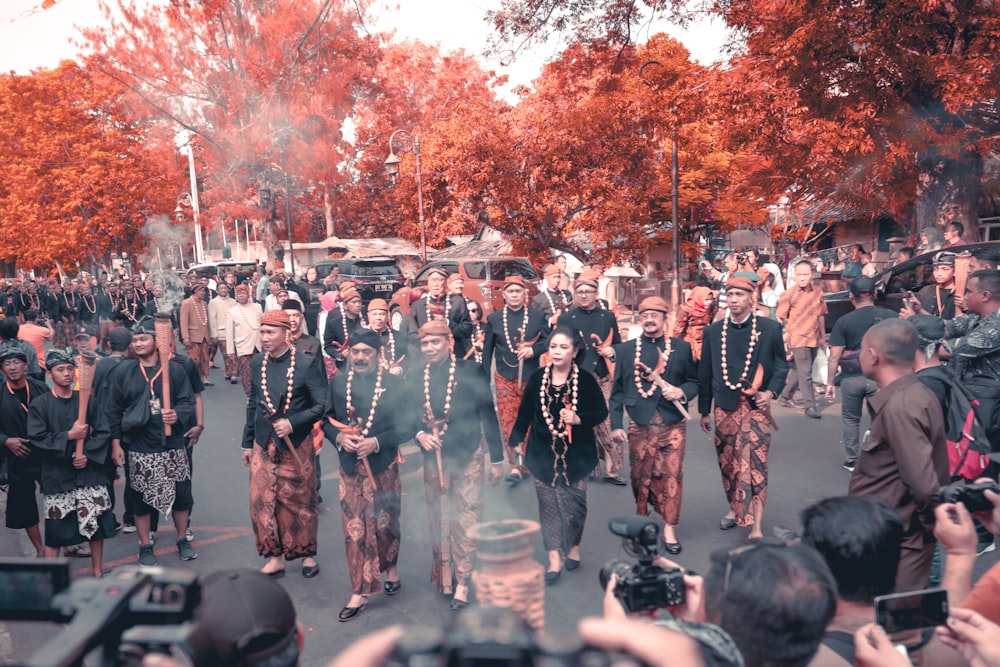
[{"x1": 874, "y1": 588, "x2": 949, "y2": 634}]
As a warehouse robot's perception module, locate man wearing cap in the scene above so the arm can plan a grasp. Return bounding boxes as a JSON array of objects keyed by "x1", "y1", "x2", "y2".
[
  {"x1": 775, "y1": 260, "x2": 827, "y2": 419},
  {"x1": 0, "y1": 342, "x2": 49, "y2": 556},
  {"x1": 609, "y1": 297, "x2": 699, "y2": 554},
  {"x1": 208, "y1": 282, "x2": 237, "y2": 383},
  {"x1": 557, "y1": 268, "x2": 624, "y2": 484},
  {"x1": 699, "y1": 273, "x2": 789, "y2": 541},
  {"x1": 323, "y1": 282, "x2": 366, "y2": 374},
  {"x1": 533, "y1": 264, "x2": 573, "y2": 327},
  {"x1": 108, "y1": 316, "x2": 198, "y2": 566},
  {"x1": 409, "y1": 318, "x2": 504, "y2": 609},
  {"x1": 180, "y1": 283, "x2": 213, "y2": 386},
  {"x1": 28, "y1": 349, "x2": 116, "y2": 576},
  {"x1": 0, "y1": 316, "x2": 44, "y2": 381},
  {"x1": 226, "y1": 283, "x2": 263, "y2": 396},
  {"x1": 367, "y1": 298, "x2": 407, "y2": 375},
  {"x1": 405, "y1": 267, "x2": 473, "y2": 361},
  {"x1": 322, "y1": 328, "x2": 406, "y2": 621},
  {"x1": 824, "y1": 277, "x2": 898, "y2": 472},
  {"x1": 483, "y1": 275, "x2": 550, "y2": 482},
  {"x1": 242, "y1": 310, "x2": 327, "y2": 578},
  {"x1": 183, "y1": 568, "x2": 304, "y2": 667},
  {"x1": 912, "y1": 251, "x2": 958, "y2": 319}
]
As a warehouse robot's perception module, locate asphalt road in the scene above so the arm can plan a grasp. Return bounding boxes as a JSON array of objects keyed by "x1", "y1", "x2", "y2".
[{"x1": 1, "y1": 375, "x2": 996, "y2": 666}]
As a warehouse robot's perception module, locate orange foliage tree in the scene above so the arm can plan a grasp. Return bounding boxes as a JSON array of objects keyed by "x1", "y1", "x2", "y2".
[
  {"x1": 488, "y1": 0, "x2": 1000, "y2": 240},
  {"x1": 83, "y1": 0, "x2": 380, "y2": 269},
  {"x1": 0, "y1": 61, "x2": 179, "y2": 273}
]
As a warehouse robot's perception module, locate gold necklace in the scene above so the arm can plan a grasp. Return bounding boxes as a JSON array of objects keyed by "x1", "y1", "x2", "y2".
[
  {"x1": 635, "y1": 334, "x2": 671, "y2": 399},
  {"x1": 423, "y1": 355, "x2": 456, "y2": 435},
  {"x1": 261, "y1": 345, "x2": 296, "y2": 415},
  {"x1": 720, "y1": 312, "x2": 758, "y2": 391},
  {"x1": 345, "y1": 363, "x2": 384, "y2": 437}
]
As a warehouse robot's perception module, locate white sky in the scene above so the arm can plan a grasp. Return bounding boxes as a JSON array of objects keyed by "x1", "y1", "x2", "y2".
[{"x1": 0, "y1": 0, "x2": 730, "y2": 98}]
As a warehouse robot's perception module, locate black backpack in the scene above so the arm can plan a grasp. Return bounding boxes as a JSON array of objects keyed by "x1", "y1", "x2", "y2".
[{"x1": 919, "y1": 366, "x2": 991, "y2": 480}]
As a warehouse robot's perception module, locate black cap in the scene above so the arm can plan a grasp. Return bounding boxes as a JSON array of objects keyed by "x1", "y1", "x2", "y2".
[
  {"x1": 280, "y1": 299, "x2": 303, "y2": 312},
  {"x1": 908, "y1": 314, "x2": 946, "y2": 345},
  {"x1": 45, "y1": 349, "x2": 77, "y2": 370},
  {"x1": 131, "y1": 316, "x2": 157, "y2": 336},
  {"x1": 933, "y1": 251, "x2": 957, "y2": 267},
  {"x1": 0, "y1": 341, "x2": 27, "y2": 364},
  {"x1": 848, "y1": 276, "x2": 875, "y2": 296},
  {"x1": 108, "y1": 328, "x2": 133, "y2": 352},
  {"x1": 350, "y1": 328, "x2": 383, "y2": 350}
]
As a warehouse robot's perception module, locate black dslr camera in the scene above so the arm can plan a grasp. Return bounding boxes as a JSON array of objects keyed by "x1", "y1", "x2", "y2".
[
  {"x1": 941, "y1": 480, "x2": 1000, "y2": 513},
  {"x1": 387, "y1": 606, "x2": 629, "y2": 667},
  {"x1": 0, "y1": 558, "x2": 199, "y2": 667},
  {"x1": 598, "y1": 516, "x2": 685, "y2": 613}
]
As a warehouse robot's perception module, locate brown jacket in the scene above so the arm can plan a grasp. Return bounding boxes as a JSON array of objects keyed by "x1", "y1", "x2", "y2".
[{"x1": 179, "y1": 295, "x2": 210, "y2": 344}]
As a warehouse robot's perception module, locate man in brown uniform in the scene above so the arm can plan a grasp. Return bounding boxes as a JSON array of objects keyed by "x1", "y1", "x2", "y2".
[
  {"x1": 180, "y1": 283, "x2": 212, "y2": 385},
  {"x1": 849, "y1": 318, "x2": 949, "y2": 592}
]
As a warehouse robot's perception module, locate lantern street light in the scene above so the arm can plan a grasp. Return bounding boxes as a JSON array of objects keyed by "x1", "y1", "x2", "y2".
[{"x1": 384, "y1": 130, "x2": 427, "y2": 263}]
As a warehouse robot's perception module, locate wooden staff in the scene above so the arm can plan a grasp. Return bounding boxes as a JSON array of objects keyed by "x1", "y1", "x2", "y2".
[
  {"x1": 591, "y1": 330, "x2": 616, "y2": 378},
  {"x1": 74, "y1": 352, "x2": 97, "y2": 459},
  {"x1": 636, "y1": 352, "x2": 691, "y2": 420},
  {"x1": 154, "y1": 313, "x2": 174, "y2": 436},
  {"x1": 326, "y1": 415, "x2": 376, "y2": 486},
  {"x1": 955, "y1": 253, "x2": 971, "y2": 314},
  {"x1": 422, "y1": 403, "x2": 452, "y2": 587}
]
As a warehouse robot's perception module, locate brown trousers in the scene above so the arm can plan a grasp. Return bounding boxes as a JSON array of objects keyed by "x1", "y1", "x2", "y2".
[
  {"x1": 714, "y1": 398, "x2": 770, "y2": 527},
  {"x1": 423, "y1": 447, "x2": 484, "y2": 594},
  {"x1": 339, "y1": 463, "x2": 401, "y2": 595},
  {"x1": 249, "y1": 438, "x2": 318, "y2": 560},
  {"x1": 628, "y1": 419, "x2": 686, "y2": 526},
  {"x1": 185, "y1": 340, "x2": 209, "y2": 380}
]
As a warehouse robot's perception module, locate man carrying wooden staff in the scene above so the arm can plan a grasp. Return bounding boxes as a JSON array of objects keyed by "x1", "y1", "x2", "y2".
[
  {"x1": 322, "y1": 328, "x2": 406, "y2": 622},
  {"x1": 28, "y1": 349, "x2": 116, "y2": 577},
  {"x1": 241, "y1": 310, "x2": 327, "y2": 579},
  {"x1": 409, "y1": 319, "x2": 504, "y2": 610},
  {"x1": 108, "y1": 316, "x2": 197, "y2": 566},
  {"x1": 609, "y1": 297, "x2": 699, "y2": 555}
]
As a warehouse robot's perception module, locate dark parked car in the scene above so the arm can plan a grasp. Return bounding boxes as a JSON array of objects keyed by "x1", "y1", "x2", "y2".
[
  {"x1": 312, "y1": 257, "x2": 407, "y2": 303},
  {"x1": 824, "y1": 241, "x2": 1000, "y2": 332}
]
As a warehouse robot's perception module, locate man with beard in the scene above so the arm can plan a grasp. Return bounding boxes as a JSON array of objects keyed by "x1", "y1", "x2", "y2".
[
  {"x1": 208, "y1": 282, "x2": 237, "y2": 382},
  {"x1": 322, "y1": 329, "x2": 406, "y2": 621},
  {"x1": 108, "y1": 316, "x2": 197, "y2": 566},
  {"x1": 483, "y1": 275, "x2": 550, "y2": 482},
  {"x1": 533, "y1": 264, "x2": 572, "y2": 327},
  {"x1": 409, "y1": 319, "x2": 504, "y2": 610},
  {"x1": 405, "y1": 268, "x2": 472, "y2": 361},
  {"x1": 323, "y1": 282, "x2": 366, "y2": 374},
  {"x1": 29, "y1": 349, "x2": 116, "y2": 577},
  {"x1": 366, "y1": 299, "x2": 406, "y2": 375},
  {"x1": 180, "y1": 283, "x2": 212, "y2": 386},
  {"x1": 699, "y1": 273, "x2": 789, "y2": 541},
  {"x1": 609, "y1": 297, "x2": 699, "y2": 554},
  {"x1": 226, "y1": 284, "x2": 262, "y2": 396},
  {"x1": 242, "y1": 310, "x2": 327, "y2": 578},
  {"x1": 0, "y1": 342, "x2": 49, "y2": 556},
  {"x1": 557, "y1": 269, "x2": 625, "y2": 484}
]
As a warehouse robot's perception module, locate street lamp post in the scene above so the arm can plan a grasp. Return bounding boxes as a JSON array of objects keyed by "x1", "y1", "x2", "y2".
[{"x1": 384, "y1": 130, "x2": 427, "y2": 263}]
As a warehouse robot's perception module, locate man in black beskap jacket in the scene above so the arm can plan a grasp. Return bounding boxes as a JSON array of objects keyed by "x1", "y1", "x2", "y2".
[
  {"x1": 407, "y1": 319, "x2": 503, "y2": 612},
  {"x1": 699, "y1": 273, "x2": 788, "y2": 542},
  {"x1": 322, "y1": 328, "x2": 408, "y2": 622},
  {"x1": 482, "y1": 275, "x2": 550, "y2": 481}
]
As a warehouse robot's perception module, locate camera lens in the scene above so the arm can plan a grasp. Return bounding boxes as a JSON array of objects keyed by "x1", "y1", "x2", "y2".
[{"x1": 598, "y1": 560, "x2": 633, "y2": 592}]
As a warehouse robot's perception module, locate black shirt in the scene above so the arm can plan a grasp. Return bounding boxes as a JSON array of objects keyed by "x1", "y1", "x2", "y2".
[{"x1": 828, "y1": 306, "x2": 898, "y2": 376}]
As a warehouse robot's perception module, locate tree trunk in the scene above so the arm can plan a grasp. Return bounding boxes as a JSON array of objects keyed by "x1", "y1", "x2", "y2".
[
  {"x1": 324, "y1": 189, "x2": 335, "y2": 238},
  {"x1": 915, "y1": 149, "x2": 983, "y2": 242}
]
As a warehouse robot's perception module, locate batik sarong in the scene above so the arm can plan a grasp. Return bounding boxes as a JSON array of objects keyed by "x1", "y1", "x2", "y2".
[
  {"x1": 495, "y1": 373, "x2": 528, "y2": 471},
  {"x1": 534, "y1": 478, "x2": 587, "y2": 554},
  {"x1": 423, "y1": 446, "x2": 483, "y2": 594},
  {"x1": 249, "y1": 437, "x2": 318, "y2": 560},
  {"x1": 628, "y1": 419, "x2": 686, "y2": 525},
  {"x1": 713, "y1": 397, "x2": 770, "y2": 527},
  {"x1": 339, "y1": 463, "x2": 401, "y2": 595}
]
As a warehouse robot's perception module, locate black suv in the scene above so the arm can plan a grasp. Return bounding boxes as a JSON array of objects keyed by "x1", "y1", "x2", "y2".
[
  {"x1": 312, "y1": 257, "x2": 406, "y2": 303},
  {"x1": 824, "y1": 241, "x2": 1000, "y2": 332}
]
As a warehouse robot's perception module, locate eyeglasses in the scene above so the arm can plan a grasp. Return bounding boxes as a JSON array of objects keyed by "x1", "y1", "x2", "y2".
[{"x1": 575, "y1": 289, "x2": 597, "y2": 296}]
